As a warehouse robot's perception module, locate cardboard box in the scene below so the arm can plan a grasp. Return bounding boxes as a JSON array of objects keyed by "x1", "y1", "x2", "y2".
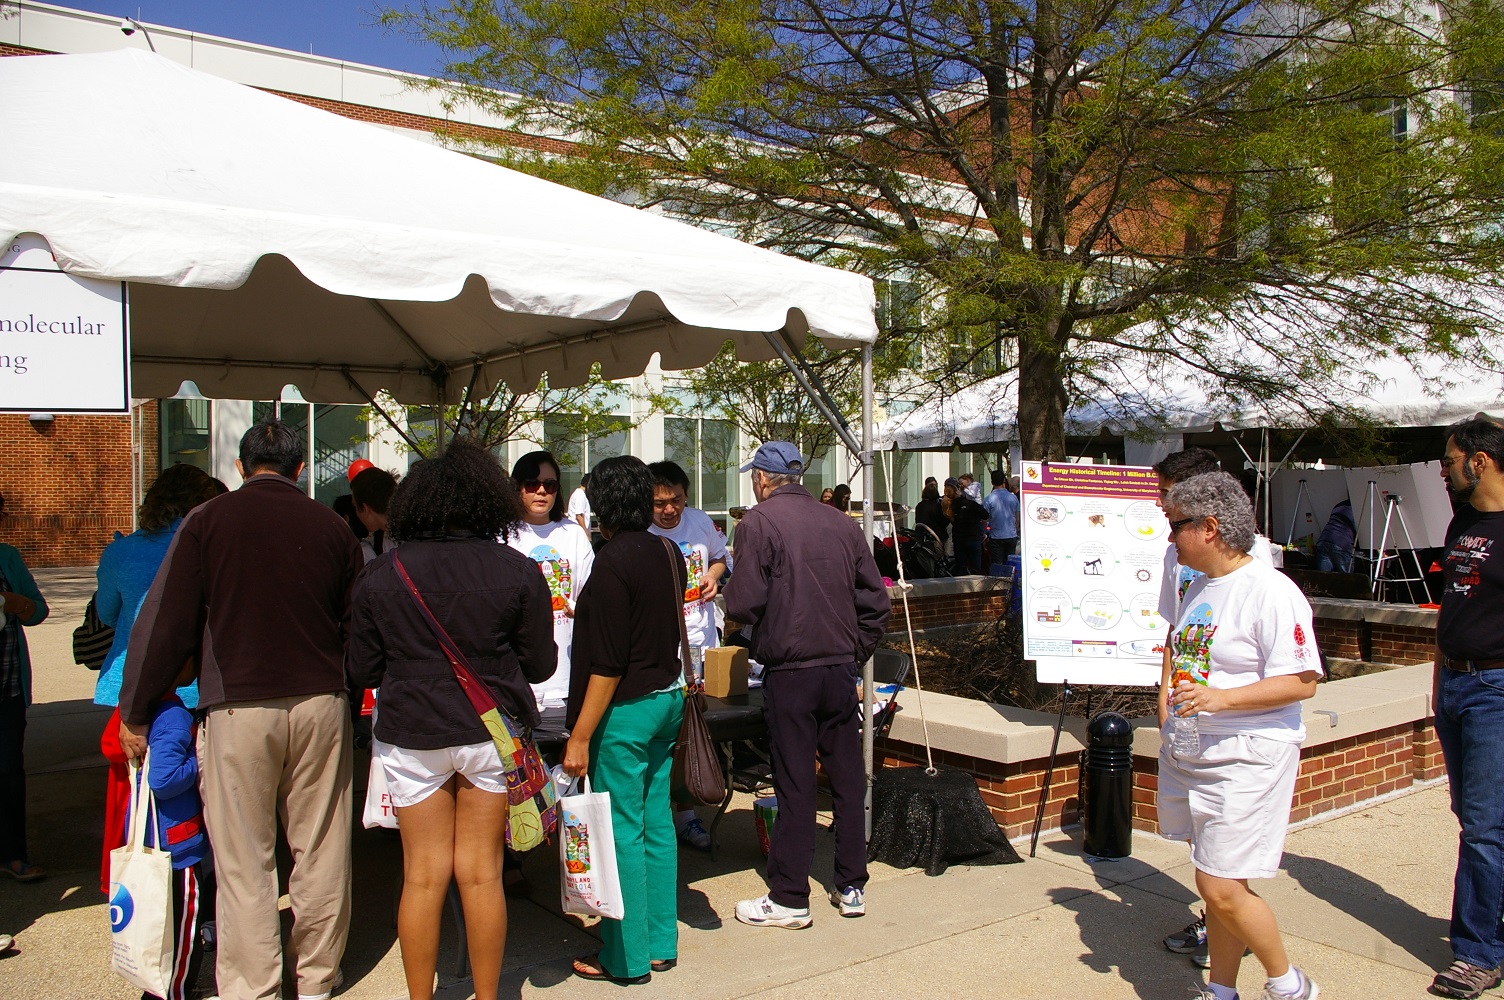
[{"x1": 703, "y1": 646, "x2": 749, "y2": 698}]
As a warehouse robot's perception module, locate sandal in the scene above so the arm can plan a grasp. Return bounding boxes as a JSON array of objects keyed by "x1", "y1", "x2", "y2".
[
  {"x1": 651, "y1": 959, "x2": 676, "y2": 972},
  {"x1": 572, "y1": 955, "x2": 651, "y2": 985},
  {"x1": 0, "y1": 861, "x2": 45, "y2": 883}
]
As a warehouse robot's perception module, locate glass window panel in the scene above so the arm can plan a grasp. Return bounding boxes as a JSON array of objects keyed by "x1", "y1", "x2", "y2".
[
  {"x1": 543, "y1": 416, "x2": 585, "y2": 492},
  {"x1": 588, "y1": 415, "x2": 631, "y2": 466},
  {"x1": 699, "y1": 419, "x2": 738, "y2": 513},
  {"x1": 311, "y1": 404, "x2": 369, "y2": 507},
  {"x1": 160, "y1": 399, "x2": 212, "y2": 476},
  {"x1": 664, "y1": 417, "x2": 699, "y2": 508}
]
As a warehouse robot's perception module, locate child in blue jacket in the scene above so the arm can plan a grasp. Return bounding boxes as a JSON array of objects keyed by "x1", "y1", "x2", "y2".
[{"x1": 127, "y1": 660, "x2": 214, "y2": 1000}]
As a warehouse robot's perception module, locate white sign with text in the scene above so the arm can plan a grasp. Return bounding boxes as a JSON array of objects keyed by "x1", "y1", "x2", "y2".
[{"x1": 0, "y1": 233, "x2": 130, "y2": 413}]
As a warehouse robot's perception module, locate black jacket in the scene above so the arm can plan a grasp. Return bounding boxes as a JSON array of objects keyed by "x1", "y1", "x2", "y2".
[
  {"x1": 348, "y1": 534, "x2": 556, "y2": 750},
  {"x1": 723, "y1": 484, "x2": 891, "y2": 670}
]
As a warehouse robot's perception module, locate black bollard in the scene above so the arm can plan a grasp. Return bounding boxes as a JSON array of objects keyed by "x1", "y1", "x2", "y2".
[{"x1": 1082, "y1": 711, "x2": 1134, "y2": 858}]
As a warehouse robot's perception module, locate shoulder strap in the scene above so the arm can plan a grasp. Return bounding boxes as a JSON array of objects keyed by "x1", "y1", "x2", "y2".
[{"x1": 660, "y1": 536, "x2": 696, "y2": 686}]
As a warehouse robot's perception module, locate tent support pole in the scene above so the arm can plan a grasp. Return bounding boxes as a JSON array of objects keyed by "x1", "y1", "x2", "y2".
[
  {"x1": 369, "y1": 300, "x2": 444, "y2": 377},
  {"x1": 342, "y1": 369, "x2": 427, "y2": 454},
  {"x1": 760, "y1": 329, "x2": 863, "y2": 457},
  {"x1": 451, "y1": 362, "x2": 485, "y2": 440},
  {"x1": 860, "y1": 343, "x2": 876, "y2": 840}
]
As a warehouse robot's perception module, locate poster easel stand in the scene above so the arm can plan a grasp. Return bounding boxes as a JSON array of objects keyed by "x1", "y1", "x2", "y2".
[
  {"x1": 1029, "y1": 679, "x2": 1070, "y2": 858},
  {"x1": 1284, "y1": 478, "x2": 1315, "y2": 547},
  {"x1": 1366, "y1": 487, "x2": 1432, "y2": 603}
]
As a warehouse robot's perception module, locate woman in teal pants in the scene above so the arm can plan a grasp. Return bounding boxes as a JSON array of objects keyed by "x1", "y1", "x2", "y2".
[{"x1": 563, "y1": 456, "x2": 687, "y2": 985}]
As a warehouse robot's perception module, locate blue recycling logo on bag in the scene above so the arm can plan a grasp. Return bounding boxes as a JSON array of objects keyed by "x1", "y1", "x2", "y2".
[{"x1": 109, "y1": 883, "x2": 135, "y2": 932}]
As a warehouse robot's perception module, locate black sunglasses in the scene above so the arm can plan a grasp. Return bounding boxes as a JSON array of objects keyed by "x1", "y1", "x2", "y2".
[
  {"x1": 1168, "y1": 516, "x2": 1201, "y2": 534},
  {"x1": 520, "y1": 478, "x2": 559, "y2": 495}
]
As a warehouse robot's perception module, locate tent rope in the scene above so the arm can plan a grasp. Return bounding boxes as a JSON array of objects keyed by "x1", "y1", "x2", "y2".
[{"x1": 882, "y1": 445, "x2": 936, "y2": 774}]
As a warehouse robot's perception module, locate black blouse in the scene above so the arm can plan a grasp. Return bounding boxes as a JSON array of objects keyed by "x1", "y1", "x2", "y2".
[{"x1": 566, "y1": 530, "x2": 688, "y2": 727}]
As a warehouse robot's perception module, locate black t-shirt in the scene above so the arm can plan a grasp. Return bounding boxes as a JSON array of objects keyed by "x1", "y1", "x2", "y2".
[
  {"x1": 950, "y1": 495, "x2": 988, "y2": 541},
  {"x1": 566, "y1": 530, "x2": 688, "y2": 727},
  {"x1": 1437, "y1": 506, "x2": 1504, "y2": 659}
]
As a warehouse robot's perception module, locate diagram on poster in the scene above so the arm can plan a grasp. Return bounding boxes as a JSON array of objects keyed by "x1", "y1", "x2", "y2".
[{"x1": 1020, "y1": 462, "x2": 1167, "y2": 686}]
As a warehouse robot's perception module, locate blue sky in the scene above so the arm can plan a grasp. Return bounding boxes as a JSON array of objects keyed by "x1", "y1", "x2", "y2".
[{"x1": 60, "y1": 2, "x2": 445, "y2": 74}]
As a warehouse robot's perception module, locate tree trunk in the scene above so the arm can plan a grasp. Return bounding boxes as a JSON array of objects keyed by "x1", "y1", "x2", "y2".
[{"x1": 1017, "y1": 322, "x2": 1068, "y2": 461}]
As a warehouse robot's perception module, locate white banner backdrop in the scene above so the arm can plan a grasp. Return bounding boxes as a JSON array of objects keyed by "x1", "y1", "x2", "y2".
[
  {"x1": 1270, "y1": 468, "x2": 1352, "y2": 545},
  {"x1": 0, "y1": 233, "x2": 129, "y2": 413}
]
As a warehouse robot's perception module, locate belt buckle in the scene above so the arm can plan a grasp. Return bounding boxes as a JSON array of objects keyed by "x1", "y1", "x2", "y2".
[{"x1": 1453, "y1": 659, "x2": 1478, "y2": 674}]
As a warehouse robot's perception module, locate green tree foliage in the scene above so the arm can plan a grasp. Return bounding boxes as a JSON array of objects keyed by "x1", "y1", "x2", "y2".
[{"x1": 384, "y1": 0, "x2": 1504, "y2": 458}]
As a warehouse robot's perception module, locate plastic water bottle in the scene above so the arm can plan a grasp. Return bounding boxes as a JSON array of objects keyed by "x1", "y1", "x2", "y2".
[{"x1": 1171, "y1": 708, "x2": 1200, "y2": 756}]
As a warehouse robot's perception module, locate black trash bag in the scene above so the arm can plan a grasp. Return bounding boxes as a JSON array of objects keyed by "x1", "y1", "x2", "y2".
[{"x1": 867, "y1": 765, "x2": 1022, "y2": 875}]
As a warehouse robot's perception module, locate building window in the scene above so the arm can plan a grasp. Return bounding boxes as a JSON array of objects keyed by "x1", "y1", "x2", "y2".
[
  {"x1": 160, "y1": 399, "x2": 212, "y2": 475},
  {"x1": 665, "y1": 416, "x2": 740, "y2": 514},
  {"x1": 543, "y1": 414, "x2": 632, "y2": 495}
]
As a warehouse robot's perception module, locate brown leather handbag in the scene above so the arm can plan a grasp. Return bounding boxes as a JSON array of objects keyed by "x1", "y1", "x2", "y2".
[{"x1": 662, "y1": 537, "x2": 726, "y2": 807}]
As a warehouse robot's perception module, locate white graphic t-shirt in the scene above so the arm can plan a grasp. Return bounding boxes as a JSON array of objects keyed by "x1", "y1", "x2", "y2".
[
  {"x1": 648, "y1": 506, "x2": 728, "y2": 649},
  {"x1": 505, "y1": 519, "x2": 595, "y2": 709},
  {"x1": 1158, "y1": 533, "x2": 1275, "y2": 621},
  {"x1": 1170, "y1": 559, "x2": 1323, "y2": 742}
]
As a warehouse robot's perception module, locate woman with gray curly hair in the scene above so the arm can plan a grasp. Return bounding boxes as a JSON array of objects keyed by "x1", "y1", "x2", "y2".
[{"x1": 1159, "y1": 472, "x2": 1325, "y2": 1000}]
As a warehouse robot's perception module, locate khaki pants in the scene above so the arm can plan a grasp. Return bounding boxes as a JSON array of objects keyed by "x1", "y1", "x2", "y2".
[{"x1": 199, "y1": 692, "x2": 352, "y2": 1000}]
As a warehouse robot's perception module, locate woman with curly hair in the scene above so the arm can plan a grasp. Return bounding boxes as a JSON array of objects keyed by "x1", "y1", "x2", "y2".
[
  {"x1": 565, "y1": 456, "x2": 687, "y2": 986},
  {"x1": 94, "y1": 463, "x2": 225, "y2": 892},
  {"x1": 348, "y1": 441, "x2": 556, "y2": 1000}
]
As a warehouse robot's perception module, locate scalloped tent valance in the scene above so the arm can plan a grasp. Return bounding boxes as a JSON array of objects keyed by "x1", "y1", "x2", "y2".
[{"x1": 0, "y1": 50, "x2": 877, "y2": 405}]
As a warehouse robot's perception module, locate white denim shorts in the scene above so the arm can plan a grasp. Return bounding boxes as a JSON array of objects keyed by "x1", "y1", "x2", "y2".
[
  {"x1": 1157, "y1": 728, "x2": 1301, "y2": 879},
  {"x1": 375, "y1": 739, "x2": 508, "y2": 808}
]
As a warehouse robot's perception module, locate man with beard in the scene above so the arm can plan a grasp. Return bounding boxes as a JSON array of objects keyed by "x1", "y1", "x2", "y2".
[{"x1": 1431, "y1": 414, "x2": 1504, "y2": 999}]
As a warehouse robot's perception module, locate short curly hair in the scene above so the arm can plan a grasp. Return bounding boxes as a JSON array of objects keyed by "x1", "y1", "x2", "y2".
[
  {"x1": 587, "y1": 456, "x2": 654, "y2": 533},
  {"x1": 139, "y1": 464, "x2": 223, "y2": 532},
  {"x1": 387, "y1": 440, "x2": 524, "y2": 542},
  {"x1": 1166, "y1": 472, "x2": 1256, "y2": 553}
]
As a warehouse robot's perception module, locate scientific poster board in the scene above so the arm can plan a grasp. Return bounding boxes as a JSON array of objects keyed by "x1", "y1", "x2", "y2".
[
  {"x1": 1019, "y1": 462, "x2": 1166, "y2": 686},
  {"x1": 1344, "y1": 462, "x2": 1452, "y2": 551},
  {"x1": 1270, "y1": 469, "x2": 1351, "y2": 545},
  {"x1": 0, "y1": 233, "x2": 130, "y2": 413}
]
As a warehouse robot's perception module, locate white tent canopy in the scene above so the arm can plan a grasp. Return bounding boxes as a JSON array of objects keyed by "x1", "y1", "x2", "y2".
[
  {"x1": 0, "y1": 50, "x2": 878, "y2": 405},
  {"x1": 876, "y1": 327, "x2": 1504, "y2": 451}
]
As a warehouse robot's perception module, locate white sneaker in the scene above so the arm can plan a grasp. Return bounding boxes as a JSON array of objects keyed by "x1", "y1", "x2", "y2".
[
  {"x1": 735, "y1": 894, "x2": 812, "y2": 929},
  {"x1": 829, "y1": 886, "x2": 865, "y2": 917}
]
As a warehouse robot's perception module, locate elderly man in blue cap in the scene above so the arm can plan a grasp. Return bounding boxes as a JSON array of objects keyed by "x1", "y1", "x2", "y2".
[{"x1": 725, "y1": 442, "x2": 892, "y2": 929}]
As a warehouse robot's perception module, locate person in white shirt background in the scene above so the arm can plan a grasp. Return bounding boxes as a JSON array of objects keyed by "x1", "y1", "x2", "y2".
[
  {"x1": 646, "y1": 460, "x2": 729, "y2": 851},
  {"x1": 507, "y1": 451, "x2": 595, "y2": 714},
  {"x1": 566, "y1": 474, "x2": 593, "y2": 534}
]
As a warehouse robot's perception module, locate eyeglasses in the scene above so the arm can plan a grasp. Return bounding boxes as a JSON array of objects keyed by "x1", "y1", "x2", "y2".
[
  {"x1": 1167, "y1": 516, "x2": 1201, "y2": 535},
  {"x1": 520, "y1": 478, "x2": 559, "y2": 495},
  {"x1": 653, "y1": 496, "x2": 687, "y2": 510},
  {"x1": 1442, "y1": 453, "x2": 1467, "y2": 470}
]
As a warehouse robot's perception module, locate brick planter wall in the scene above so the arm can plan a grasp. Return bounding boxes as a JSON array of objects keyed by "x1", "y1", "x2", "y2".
[
  {"x1": 886, "y1": 716, "x2": 1443, "y2": 840},
  {"x1": 1312, "y1": 614, "x2": 1435, "y2": 665},
  {"x1": 886, "y1": 585, "x2": 1010, "y2": 633}
]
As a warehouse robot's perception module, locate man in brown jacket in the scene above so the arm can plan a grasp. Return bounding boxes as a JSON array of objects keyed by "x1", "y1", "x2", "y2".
[{"x1": 119, "y1": 420, "x2": 363, "y2": 1000}]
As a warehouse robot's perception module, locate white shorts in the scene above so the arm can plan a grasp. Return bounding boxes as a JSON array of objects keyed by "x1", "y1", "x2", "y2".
[
  {"x1": 375, "y1": 739, "x2": 509, "y2": 808},
  {"x1": 1157, "y1": 728, "x2": 1300, "y2": 879}
]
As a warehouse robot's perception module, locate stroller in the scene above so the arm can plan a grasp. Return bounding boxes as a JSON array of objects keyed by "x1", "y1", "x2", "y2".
[{"x1": 875, "y1": 523, "x2": 954, "y2": 580}]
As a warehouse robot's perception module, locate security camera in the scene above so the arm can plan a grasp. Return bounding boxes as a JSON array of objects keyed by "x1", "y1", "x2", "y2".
[{"x1": 120, "y1": 17, "x2": 135, "y2": 36}]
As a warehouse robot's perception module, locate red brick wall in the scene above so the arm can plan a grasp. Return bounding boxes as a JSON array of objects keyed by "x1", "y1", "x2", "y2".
[
  {"x1": 886, "y1": 587, "x2": 1011, "y2": 633},
  {"x1": 0, "y1": 405, "x2": 158, "y2": 567},
  {"x1": 0, "y1": 44, "x2": 47, "y2": 57},
  {"x1": 1414, "y1": 721, "x2": 1445, "y2": 780},
  {"x1": 1314, "y1": 616, "x2": 1435, "y2": 664}
]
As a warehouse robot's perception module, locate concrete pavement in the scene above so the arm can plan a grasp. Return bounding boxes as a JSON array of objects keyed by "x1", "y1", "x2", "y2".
[{"x1": 0, "y1": 568, "x2": 1489, "y2": 999}]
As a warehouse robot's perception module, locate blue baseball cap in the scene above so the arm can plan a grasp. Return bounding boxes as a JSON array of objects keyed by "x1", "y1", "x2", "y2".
[{"x1": 741, "y1": 441, "x2": 806, "y2": 475}]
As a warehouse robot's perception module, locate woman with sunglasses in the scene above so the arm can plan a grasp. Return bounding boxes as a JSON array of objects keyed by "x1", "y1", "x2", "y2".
[
  {"x1": 1158, "y1": 472, "x2": 1323, "y2": 1000},
  {"x1": 507, "y1": 451, "x2": 596, "y2": 715}
]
